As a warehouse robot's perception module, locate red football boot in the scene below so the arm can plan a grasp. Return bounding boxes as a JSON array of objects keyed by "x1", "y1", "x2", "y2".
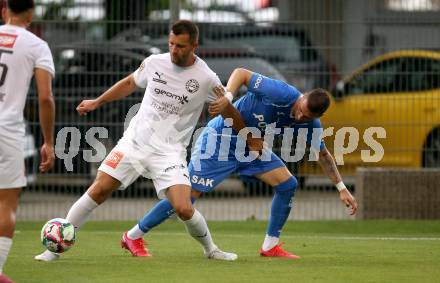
[
  {"x1": 121, "y1": 232, "x2": 151, "y2": 257},
  {"x1": 259, "y1": 242, "x2": 301, "y2": 259},
  {"x1": 0, "y1": 274, "x2": 14, "y2": 283}
]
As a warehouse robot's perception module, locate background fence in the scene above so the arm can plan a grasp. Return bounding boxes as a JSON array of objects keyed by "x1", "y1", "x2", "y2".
[{"x1": 16, "y1": 0, "x2": 440, "y2": 220}]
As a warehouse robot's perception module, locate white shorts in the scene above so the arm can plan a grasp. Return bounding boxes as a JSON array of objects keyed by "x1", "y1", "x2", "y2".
[
  {"x1": 0, "y1": 133, "x2": 26, "y2": 189},
  {"x1": 98, "y1": 136, "x2": 191, "y2": 199}
]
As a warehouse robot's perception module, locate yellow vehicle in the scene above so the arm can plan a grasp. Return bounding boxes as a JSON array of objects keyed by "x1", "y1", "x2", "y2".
[{"x1": 301, "y1": 50, "x2": 440, "y2": 177}]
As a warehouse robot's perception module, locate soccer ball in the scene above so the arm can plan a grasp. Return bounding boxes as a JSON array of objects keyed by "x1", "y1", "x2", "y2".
[{"x1": 41, "y1": 218, "x2": 76, "y2": 253}]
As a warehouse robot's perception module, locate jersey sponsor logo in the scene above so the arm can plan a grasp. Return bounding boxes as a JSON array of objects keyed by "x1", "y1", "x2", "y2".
[
  {"x1": 185, "y1": 79, "x2": 199, "y2": 93},
  {"x1": 253, "y1": 75, "x2": 263, "y2": 89},
  {"x1": 191, "y1": 175, "x2": 214, "y2": 187},
  {"x1": 153, "y1": 71, "x2": 167, "y2": 84},
  {"x1": 0, "y1": 33, "x2": 17, "y2": 48},
  {"x1": 104, "y1": 150, "x2": 124, "y2": 169},
  {"x1": 252, "y1": 113, "x2": 267, "y2": 129},
  {"x1": 154, "y1": 87, "x2": 189, "y2": 104},
  {"x1": 151, "y1": 100, "x2": 180, "y2": 115}
]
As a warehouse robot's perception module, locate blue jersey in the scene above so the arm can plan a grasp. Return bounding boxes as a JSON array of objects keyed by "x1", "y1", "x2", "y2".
[
  {"x1": 188, "y1": 73, "x2": 325, "y2": 192},
  {"x1": 207, "y1": 73, "x2": 325, "y2": 150}
]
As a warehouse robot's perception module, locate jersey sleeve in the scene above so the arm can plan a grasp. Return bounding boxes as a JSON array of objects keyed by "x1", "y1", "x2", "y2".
[
  {"x1": 248, "y1": 73, "x2": 301, "y2": 105},
  {"x1": 205, "y1": 72, "x2": 222, "y2": 103},
  {"x1": 309, "y1": 119, "x2": 326, "y2": 151},
  {"x1": 34, "y1": 42, "x2": 55, "y2": 77},
  {"x1": 133, "y1": 56, "x2": 151, "y2": 88}
]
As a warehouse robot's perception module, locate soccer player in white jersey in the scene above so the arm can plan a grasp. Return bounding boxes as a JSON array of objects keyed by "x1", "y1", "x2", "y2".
[
  {"x1": 35, "y1": 20, "x2": 254, "y2": 262},
  {"x1": 0, "y1": 1, "x2": 55, "y2": 282}
]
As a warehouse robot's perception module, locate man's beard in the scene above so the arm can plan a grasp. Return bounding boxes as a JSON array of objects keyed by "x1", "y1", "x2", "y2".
[{"x1": 171, "y1": 55, "x2": 188, "y2": 67}]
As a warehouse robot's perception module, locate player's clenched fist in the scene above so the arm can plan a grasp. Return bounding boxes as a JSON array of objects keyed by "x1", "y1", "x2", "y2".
[{"x1": 76, "y1": 99, "x2": 99, "y2": 115}]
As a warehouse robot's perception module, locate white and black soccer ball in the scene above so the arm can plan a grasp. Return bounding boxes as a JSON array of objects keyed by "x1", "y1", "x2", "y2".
[{"x1": 41, "y1": 218, "x2": 76, "y2": 253}]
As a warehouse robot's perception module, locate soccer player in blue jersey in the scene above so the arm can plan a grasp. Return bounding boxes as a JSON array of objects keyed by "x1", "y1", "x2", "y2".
[{"x1": 122, "y1": 68, "x2": 358, "y2": 259}]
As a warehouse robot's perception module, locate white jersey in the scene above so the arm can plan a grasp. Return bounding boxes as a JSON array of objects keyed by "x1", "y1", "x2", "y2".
[
  {"x1": 0, "y1": 24, "x2": 55, "y2": 136},
  {"x1": 127, "y1": 53, "x2": 220, "y2": 154}
]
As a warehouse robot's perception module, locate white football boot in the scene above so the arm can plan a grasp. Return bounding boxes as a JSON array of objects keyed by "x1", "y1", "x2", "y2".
[
  {"x1": 34, "y1": 250, "x2": 60, "y2": 262},
  {"x1": 205, "y1": 246, "x2": 238, "y2": 261}
]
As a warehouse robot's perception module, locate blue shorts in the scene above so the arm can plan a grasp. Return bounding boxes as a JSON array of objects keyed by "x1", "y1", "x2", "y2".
[{"x1": 188, "y1": 130, "x2": 285, "y2": 193}]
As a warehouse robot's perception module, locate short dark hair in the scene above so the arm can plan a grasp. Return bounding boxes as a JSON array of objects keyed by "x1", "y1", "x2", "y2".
[
  {"x1": 171, "y1": 20, "x2": 199, "y2": 44},
  {"x1": 7, "y1": 0, "x2": 34, "y2": 14},
  {"x1": 306, "y1": 88, "x2": 331, "y2": 115}
]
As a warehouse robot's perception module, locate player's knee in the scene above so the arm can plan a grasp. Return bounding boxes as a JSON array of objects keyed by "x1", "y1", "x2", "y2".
[
  {"x1": 174, "y1": 204, "x2": 194, "y2": 220},
  {"x1": 274, "y1": 176, "x2": 297, "y2": 197},
  {"x1": 87, "y1": 174, "x2": 118, "y2": 204}
]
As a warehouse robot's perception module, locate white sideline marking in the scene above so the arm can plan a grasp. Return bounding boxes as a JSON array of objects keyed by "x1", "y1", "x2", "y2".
[
  {"x1": 282, "y1": 235, "x2": 440, "y2": 241},
  {"x1": 65, "y1": 231, "x2": 440, "y2": 241}
]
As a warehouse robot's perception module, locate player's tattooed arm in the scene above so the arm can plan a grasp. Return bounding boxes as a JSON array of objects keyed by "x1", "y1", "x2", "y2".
[
  {"x1": 318, "y1": 148, "x2": 358, "y2": 214},
  {"x1": 221, "y1": 103, "x2": 264, "y2": 155},
  {"x1": 317, "y1": 148, "x2": 342, "y2": 184},
  {"x1": 209, "y1": 86, "x2": 264, "y2": 155},
  {"x1": 209, "y1": 86, "x2": 248, "y2": 135}
]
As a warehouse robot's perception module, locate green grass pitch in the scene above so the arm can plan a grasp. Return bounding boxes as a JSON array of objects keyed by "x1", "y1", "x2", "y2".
[{"x1": 6, "y1": 220, "x2": 440, "y2": 283}]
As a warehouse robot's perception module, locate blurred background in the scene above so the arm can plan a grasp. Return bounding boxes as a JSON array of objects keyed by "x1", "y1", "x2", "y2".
[{"x1": 16, "y1": 0, "x2": 440, "y2": 221}]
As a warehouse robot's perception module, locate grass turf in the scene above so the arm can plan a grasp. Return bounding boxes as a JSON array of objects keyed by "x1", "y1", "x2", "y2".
[{"x1": 6, "y1": 220, "x2": 440, "y2": 283}]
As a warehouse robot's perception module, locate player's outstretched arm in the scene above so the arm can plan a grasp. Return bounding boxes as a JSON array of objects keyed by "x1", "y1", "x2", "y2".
[
  {"x1": 76, "y1": 74, "x2": 138, "y2": 116},
  {"x1": 35, "y1": 68, "x2": 55, "y2": 173},
  {"x1": 317, "y1": 148, "x2": 358, "y2": 215}
]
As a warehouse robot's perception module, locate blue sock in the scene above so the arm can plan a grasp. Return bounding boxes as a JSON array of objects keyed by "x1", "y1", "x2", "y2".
[
  {"x1": 138, "y1": 197, "x2": 196, "y2": 233},
  {"x1": 267, "y1": 177, "x2": 297, "y2": 237}
]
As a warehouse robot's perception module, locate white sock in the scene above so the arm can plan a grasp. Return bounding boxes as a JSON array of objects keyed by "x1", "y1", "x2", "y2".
[
  {"x1": 127, "y1": 224, "x2": 145, "y2": 240},
  {"x1": 181, "y1": 209, "x2": 216, "y2": 254},
  {"x1": 0, "y1": 237, "x2": 12, "y2": 274},
  {"x1": 66, "y1": 192, "x2": 99, "y2": 230},
  {"x1": 262, "y1": 234, "x2": 279, "y2": 251}
]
